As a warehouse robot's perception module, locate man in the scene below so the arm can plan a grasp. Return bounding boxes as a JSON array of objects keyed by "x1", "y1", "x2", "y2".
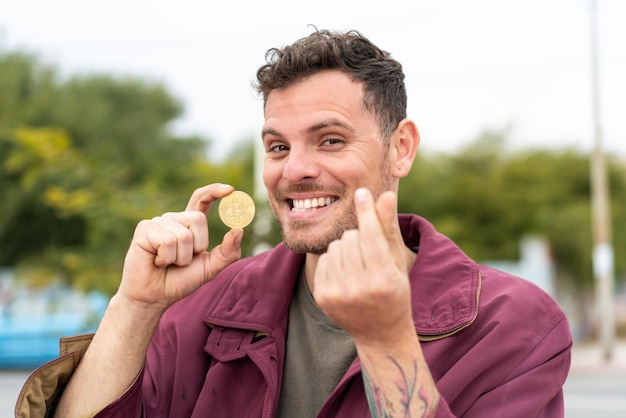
[{"x1": 16, "y1": 29, "x2": 571, "y2": 418}]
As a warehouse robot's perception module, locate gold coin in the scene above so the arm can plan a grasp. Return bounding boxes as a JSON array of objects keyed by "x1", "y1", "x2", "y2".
[{"x1": 218, "y1": 190, "x2": 256, "y2": 228}]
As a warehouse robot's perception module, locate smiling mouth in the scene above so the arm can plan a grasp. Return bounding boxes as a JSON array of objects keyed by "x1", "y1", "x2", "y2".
[{"x1": 290, "y1": 197, "x2": 338, "y2": 212}]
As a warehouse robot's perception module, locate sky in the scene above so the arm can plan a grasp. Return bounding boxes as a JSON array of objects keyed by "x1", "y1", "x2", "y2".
[{"x1": 1, "y1": 0, "x2": 625, "y2": 161}]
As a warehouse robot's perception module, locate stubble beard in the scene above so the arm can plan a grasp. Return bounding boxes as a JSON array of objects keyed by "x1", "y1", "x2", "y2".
[
  {"x1": 268, "y1": 183, "x2": 355, "y2": 255},
  {"x1": 271, "y1": 169, "x2": 394, "y2": 255},
  {"x1": 282, "y1": 209, "x2": 358, "y2": 255}
]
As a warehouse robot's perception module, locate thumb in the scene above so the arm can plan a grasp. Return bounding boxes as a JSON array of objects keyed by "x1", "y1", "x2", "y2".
[{"x1": 201, "y1": 228, "x2": 244, "y2": 282}]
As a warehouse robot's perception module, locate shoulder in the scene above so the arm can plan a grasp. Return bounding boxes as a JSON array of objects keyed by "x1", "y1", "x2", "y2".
[
  {"x1": 426, "y1": 266, "x2": 572, "y2": 416},
  {"x1": 472, "y1": 265, "x2": 572, "y2": 372},
  {"x1": 478, "y1": 265, "x2": 566, "y2": 330}
]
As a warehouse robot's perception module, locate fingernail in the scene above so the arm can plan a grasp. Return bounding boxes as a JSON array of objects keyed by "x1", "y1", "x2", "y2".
[
  {"x1": 354, "y1": 188, "x2": 369, "y2": 204},
  {"x1": 234, "y1": 229, "x2": 243, "y2": 248}
]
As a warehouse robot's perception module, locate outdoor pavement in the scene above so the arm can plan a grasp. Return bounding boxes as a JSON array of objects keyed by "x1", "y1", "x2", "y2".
[{"x1": 566, "y1": 338, "x2": 626, "y2": 417}]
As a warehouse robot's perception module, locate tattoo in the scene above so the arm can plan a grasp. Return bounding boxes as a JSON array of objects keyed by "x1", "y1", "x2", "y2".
[
  {"x1": 363, "y1": 368, "x2": 390, "y2": 418},
  {"x1": 362, "y1": 355, "x2": 430, "y2": 418}
]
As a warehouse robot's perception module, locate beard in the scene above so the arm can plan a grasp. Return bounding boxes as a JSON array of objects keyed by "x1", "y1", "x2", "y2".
[
  {"x1": 269, "y1": 183, "x2": 354, "y2": 255},
  {"x1": 282, "y1": 208, "x2": 358, "y2": 255},
  {"x1": 270, "y1": 167, "x2": 394, "y2": 255}
]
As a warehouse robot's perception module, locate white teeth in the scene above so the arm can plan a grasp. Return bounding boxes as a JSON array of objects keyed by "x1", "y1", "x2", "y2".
[{"x1": 291, "y1": 197, "x2": 337, "y2": 212}]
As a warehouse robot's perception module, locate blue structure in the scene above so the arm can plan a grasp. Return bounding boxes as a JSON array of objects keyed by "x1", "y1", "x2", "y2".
[{"x1": 0, "y1": 275, "x2": 108, "y2": 370}]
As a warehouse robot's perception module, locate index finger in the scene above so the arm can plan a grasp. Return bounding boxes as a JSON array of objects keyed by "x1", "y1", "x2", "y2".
[
  {"x1": 354, "y1": 188, "x2": 389, "y2": 260},
  {"x1": 185, "y1": 184, "x2": 235, "y2": 213}
]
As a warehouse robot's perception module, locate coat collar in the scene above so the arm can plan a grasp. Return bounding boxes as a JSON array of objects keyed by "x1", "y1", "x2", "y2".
[{"x1": 399, "y1": 215, "x2": 481, "y2": 339}]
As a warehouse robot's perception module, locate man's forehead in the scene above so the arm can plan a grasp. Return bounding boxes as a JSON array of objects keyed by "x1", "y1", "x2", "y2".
[{"x1": 265, "y1": 70, "x2": 364, "y2": 104}]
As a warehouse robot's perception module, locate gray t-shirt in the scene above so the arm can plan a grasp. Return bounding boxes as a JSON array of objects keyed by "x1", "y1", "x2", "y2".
[{"x1": 276, "y1": 268, "x2": 357, "y2": 417}]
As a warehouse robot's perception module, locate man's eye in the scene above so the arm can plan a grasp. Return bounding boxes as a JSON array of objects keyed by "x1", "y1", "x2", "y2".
[
  {"x1": 322, "y1": 138, "x2": 343, "y2": 146},
  {"x1": 268, "y1": 144, "x2": 289, "y2": 153}
]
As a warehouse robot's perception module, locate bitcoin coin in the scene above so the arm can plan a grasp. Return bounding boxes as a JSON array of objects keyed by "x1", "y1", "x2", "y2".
[{"x1": 218, "y1": 190, "x2": 256, "y2": 228}]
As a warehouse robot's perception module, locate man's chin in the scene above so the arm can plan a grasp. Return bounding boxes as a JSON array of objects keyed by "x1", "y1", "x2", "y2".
[
  {"x1": 283, "y1": 239, "x2": 329, "y2": 255},
  {"x1": 279, "y1": 215, "x2": 356, "y2": 255}
]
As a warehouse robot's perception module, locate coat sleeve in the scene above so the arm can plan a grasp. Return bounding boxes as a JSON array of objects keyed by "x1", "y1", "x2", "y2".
[
  {"x1": 14, "y1": 334, "x2": 145, "y2": 418},
  {"x1": 15, "y1": 334, "x2": 93, "y2": 418}
]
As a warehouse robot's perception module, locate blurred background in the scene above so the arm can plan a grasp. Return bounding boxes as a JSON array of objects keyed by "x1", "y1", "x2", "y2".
[{"x1": 1, "y1": 0, "x2": 625, "y2": 415}]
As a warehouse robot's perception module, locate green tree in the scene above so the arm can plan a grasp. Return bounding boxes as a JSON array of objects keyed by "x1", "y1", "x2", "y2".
[
  {"x1": 400, "y1": 130, "x2": 625, "y2": 291},
  {"x1": 0, "y1": 50, "x2": 58, "y2": 128},
  {"x1": 0, "y1": 48, "x2": 261, "y2": 294},
  {"x1": 3, "y1": 48, "x2": 623, "y2": 296}
]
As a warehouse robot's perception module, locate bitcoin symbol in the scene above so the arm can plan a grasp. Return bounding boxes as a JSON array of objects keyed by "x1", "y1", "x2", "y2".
[{"x1": 218, "y1": 191, "x2": 255, "y2": 228}]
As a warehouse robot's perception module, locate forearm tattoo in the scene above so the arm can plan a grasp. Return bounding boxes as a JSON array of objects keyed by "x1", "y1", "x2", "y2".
[{"x1": 362, "y1": 355, "x2": 435, "y2": 417}]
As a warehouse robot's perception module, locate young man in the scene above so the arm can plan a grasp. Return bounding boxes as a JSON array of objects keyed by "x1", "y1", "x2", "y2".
[{"x1": 16, "y1": 29, "x2": 571, "y2": 418}]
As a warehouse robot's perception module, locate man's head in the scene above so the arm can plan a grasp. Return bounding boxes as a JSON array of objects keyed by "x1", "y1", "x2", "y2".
[
  {"x1": 257, "y1": 29, "x2": 418, "y2": 255},
  {"x1": 255, "y1": 29, "x2": 407, "y2": 146}
]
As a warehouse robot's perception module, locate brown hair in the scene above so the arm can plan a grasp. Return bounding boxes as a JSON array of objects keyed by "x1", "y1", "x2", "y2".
[{"x1": 255, "y1": 29, "x2": 407, "y2": 143}]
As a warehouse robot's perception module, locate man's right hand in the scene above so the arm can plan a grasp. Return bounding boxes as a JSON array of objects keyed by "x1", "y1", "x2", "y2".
[
  {"x1": 118, "y1": 183, "x2": 244, "y2": 314},
  {"x1": 55, "y1": 183, "x2": 245, "y2": 418}
]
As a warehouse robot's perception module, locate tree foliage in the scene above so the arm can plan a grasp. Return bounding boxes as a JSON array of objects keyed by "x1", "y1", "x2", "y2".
[
  {"x1": 399, "y1": 130, "x2": 626, "y2": 290},
  {"x1": 1, "y1": 48, "x2": 624, "y2": 296},
  {"x1": 0, "y1": 49, "x2": 255, "y2": 294}
]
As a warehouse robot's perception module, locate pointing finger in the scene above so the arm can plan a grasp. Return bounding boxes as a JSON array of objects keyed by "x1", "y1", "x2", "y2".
[
  {"x1": 375, "y1": 190, "x2": 403, "y2": 243},
  {"x1": 185, "y1": 184, "x2": 234, "y2": 213},
  {"x1": 354, "y1": 188, "x2": 388, "y2": 263}
]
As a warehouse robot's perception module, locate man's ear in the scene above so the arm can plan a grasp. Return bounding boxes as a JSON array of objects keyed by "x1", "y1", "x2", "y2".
[{"x1": 390, "y1": 118, "x2": 420, "y2": 178}]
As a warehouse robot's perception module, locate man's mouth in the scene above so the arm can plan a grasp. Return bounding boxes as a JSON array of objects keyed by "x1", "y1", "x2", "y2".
[{"x1": 290, "y1": 197, "x2": 338, "y2": 212}]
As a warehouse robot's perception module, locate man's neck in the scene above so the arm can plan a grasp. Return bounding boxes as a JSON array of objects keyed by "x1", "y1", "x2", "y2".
[{"x1": 303, "y1": 253, "x2": 321, "y2": 294}]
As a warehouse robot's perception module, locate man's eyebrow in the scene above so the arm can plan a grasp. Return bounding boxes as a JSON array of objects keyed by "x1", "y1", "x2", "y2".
[
  {"x1": 307, "y1": 119, "x2": 354, "y2": 134},
  {"x1": 262, "y1": 119, "x2": 354, "y2": 139},
  {"x1": 261, "y1": 128, "x2": 281, "y2": 139}
]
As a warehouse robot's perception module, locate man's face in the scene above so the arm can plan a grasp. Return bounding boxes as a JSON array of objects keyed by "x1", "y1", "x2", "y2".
[{"x1": 261, "y1": 70, "x2": 395, "y2": 254}]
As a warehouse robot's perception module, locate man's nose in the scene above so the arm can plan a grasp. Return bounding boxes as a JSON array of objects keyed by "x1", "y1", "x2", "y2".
[{"x1": 282, "y1": 148, "x2": 321, "y2": 182}]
